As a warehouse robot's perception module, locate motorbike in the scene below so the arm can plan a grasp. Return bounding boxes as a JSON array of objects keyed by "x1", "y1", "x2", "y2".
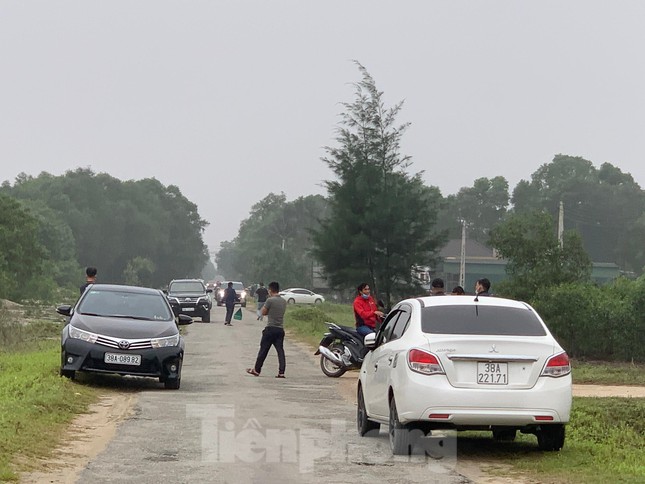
[{"x1": 315, "y1": 322, "x2": 369, "y2": 377}]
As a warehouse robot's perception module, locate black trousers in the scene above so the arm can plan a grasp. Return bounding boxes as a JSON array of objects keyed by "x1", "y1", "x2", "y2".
[
  {"x1": 225, "y1": 303, "x2": 235, "y2": 323},
  {"x1": 253, "y1": 326, "x2": 286, "y2": 375}
]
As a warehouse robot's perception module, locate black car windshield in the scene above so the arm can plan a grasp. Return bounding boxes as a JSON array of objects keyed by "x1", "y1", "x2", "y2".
[
  {"x1": 169, "y1": 281, "x2": 205, "y2": 293},
  {"x1": 421, "y1": 305, "x2": 547, "y2": 336},
  {"x1": 78, "y1": 289, "x2": 174, "y2": 320}
]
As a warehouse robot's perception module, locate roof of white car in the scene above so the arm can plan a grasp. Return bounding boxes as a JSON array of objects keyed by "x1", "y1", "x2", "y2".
[{"x1": 409, "y1": 295, "x2": 532, "y2": 309}]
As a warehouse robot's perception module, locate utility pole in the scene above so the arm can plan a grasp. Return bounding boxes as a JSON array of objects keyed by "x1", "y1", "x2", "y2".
[
  {"x1": 558, "y1": 201, "x2": 564, "y2": 248},
  {"x1": 459, "y1": 219, "x2": 466, "y2": 287}
]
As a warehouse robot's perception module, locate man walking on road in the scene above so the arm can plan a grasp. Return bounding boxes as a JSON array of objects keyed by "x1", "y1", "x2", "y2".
[
  {"x1": 255, "y1": 282, "x2": 269, "y2": 321},
  {"x1": 223, "y1": 282, "x2": 237, "y2": 326},
  {"x1": 246, "y1": 281, "x2": 287, "y2": 378}
]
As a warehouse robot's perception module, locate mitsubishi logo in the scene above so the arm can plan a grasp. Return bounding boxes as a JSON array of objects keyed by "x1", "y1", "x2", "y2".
[
  {"x1": 489, "y1": 344, "x2": 499, "y2": 353},
  {"x1": 118, "y1": 340, "x2": 131, "y2": 350}
]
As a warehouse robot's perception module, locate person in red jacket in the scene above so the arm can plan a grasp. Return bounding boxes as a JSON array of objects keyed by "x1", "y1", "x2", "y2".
[{"x1": 353, "y1": 282, "x2": 385, "y2": 337}]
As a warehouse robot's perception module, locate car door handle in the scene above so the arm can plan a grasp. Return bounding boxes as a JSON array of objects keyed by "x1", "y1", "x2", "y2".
[{"x1": 388, "y1": 356, "x2": 394, "y2": 363}]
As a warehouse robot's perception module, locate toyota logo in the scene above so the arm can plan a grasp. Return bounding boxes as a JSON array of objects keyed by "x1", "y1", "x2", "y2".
[{"x1": 118, "y1": 340, "x2": 131, "y2": 350}]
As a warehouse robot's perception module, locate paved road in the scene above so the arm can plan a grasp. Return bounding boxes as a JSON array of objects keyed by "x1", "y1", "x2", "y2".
[{"x1": 76, "y1": 305, "x2": 469, "y2": 484}]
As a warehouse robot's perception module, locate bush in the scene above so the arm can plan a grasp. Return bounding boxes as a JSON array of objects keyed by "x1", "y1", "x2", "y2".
[{"x1": 532, "y1": 278, "x2": 645, "y2": 362}]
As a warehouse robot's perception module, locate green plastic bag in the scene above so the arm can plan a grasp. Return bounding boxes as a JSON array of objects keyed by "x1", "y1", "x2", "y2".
[{"x1": 233, "y1": 308, "x2": 243, "y2": 320}]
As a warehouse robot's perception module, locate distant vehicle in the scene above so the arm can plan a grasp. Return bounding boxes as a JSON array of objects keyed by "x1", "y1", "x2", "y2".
[
  {"x1": 279, "y1": 288, "x2": 325, "y2": 305},
  {"x1": 57, "y1": 284, "x2": 193, "y2": 389},
  {"x1": 357, "y1": 295, "x2": 572, "y2": 455},
  {"x1": 215, "y1": 281, "x2": 247, "y2": 307},
  {"x1": 166, "y1": 279, "x2": 212, "y2": 323}
]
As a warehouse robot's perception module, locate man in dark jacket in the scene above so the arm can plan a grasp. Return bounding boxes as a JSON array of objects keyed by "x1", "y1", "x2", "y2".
[
  {"x1": 80, "y1": 267, "x2": 97, "y2": 295},
  {"x1": 223, "y1": 282, "x2": 237, "y2": 326}
]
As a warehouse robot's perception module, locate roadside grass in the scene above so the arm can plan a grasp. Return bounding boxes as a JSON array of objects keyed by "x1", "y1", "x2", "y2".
[
  {"x1": 0, "y1": 341, "x2": 99, "y2": 481},
  {"x1": 571, "y1": 360, "x2": 645, "y2": 386},
  {"x1": 285, "y1": 301, "x2": 645, "y2": 484},
  {"x1": 460, "y1": 397, "x2": 645, "y2": 484},
  {"x1": 284, "y1": 302, "x2": 353, "y2": 348}
]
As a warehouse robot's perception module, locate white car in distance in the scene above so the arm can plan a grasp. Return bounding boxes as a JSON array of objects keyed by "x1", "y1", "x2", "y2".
[
  {"x1": 357, "y1": 295, "x2": 572, "y2": 455},
  {"x1": 279, "y1": 288, "x2": 325, "y2": 304}
]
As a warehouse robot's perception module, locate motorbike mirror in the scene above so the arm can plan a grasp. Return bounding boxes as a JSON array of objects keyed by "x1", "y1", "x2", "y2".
[{"x1": 364, "y1": 332, "x2": 377, "y2": 349}]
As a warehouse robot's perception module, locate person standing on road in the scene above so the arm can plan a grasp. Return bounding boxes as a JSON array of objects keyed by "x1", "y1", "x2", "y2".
[
  {"x1": 353, "y1": 283, "x2": 385, "y2": 337},
  {"x1": 255, "y1": 282, "x2": 269, "y2": 321},
  {"x1": 223, "y1": 281, "x2": 237, "y2": 326},
  {"x1": 246, "y1": 281, "x2": 287, "y2": 378},
  {"x1": 80, "y1": 267, "x2": 97, "y2": 295}
]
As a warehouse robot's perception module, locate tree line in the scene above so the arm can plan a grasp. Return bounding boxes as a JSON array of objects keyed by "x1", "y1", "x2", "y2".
[{"x1": 0, "y1": 168, "x2": 208, "y2": 301}]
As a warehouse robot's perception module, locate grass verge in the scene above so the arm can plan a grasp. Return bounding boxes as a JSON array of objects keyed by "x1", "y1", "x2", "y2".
[{"x1": 0, "y1": 341, "x2": 99, "y2": 481}]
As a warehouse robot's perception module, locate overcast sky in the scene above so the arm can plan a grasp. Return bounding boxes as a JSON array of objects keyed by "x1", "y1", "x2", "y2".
[{"x1": 2, "y1": 1, "x2": 644, "y2": 258}]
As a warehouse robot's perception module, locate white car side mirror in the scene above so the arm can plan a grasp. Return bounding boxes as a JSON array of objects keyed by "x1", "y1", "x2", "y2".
[{"x1": 364, "y1": 332, "x2": 377, "y2": 348}]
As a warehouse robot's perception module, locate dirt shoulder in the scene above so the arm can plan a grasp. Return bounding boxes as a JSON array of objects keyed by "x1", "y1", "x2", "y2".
[{"x1": 19, "y1": 392, "x2": 137, "y2": 484}]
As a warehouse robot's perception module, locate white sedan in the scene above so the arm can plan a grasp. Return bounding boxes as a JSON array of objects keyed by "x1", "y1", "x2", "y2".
[
  {"x1": 279, "y1": 288, "x2": 325, "y2": 304},
  {"x1": 357, "y1": 295, "x2": 572, "y2": 455}
]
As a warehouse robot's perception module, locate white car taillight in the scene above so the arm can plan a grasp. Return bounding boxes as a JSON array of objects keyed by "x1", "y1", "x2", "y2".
[
  {"x1": 541, "y1": 352, "x2": 571, "y2": 377},
  {"x1": 407, "y1": 348, "x2": 445, "y2": 375}
]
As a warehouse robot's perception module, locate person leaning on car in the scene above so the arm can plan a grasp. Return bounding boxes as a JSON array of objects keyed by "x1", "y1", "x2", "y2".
[{"x1": 353, "y1": 282, "x2": 385, "y2": 337}]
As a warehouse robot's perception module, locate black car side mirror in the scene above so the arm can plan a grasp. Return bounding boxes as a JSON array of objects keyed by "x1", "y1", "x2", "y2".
[
  {"x1": 177, "y1": 314, "x2": 193, "y2": 326},
  {"x1": 56, "y1": 305, "x2": 72, "y2": 317}
]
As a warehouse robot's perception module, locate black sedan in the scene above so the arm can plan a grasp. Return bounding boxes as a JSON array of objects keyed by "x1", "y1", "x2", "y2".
[{"x1": 57, "y1": 284, "x2": 193, "y2": 389}]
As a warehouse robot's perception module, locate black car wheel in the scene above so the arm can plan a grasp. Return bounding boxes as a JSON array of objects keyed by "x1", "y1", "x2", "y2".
[
  {"x1": 537, "y1": 424, "x2": 565, "y2": 451},
  {"x1": 60, "y1": 369, "x2": 76, "y2": 379},
  {"x1": 357, "y1": 385, "x2": 380, "y2": 436},
  {"x1": 288, "y1": 298, "x2": 296, "y2": 304},
  {"x1": 493, "y1": 429, "x2": 517, "y2": 441},
  {"x1": 164, "y1": 377, "x2": 181, "y2": 390},
  {"x1": 389, "y1": 397, "x2": 415, "y2": 455}
]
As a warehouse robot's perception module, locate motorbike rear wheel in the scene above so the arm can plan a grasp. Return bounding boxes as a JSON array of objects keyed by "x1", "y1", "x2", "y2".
[{"x1": 320, "y1": 343, "x2": 347, "y2": 377}]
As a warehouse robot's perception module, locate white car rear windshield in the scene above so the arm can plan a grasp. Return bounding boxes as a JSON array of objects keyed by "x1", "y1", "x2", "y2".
[{"x1": 421, "y1": 305, "x2": 547, "y2": 336}]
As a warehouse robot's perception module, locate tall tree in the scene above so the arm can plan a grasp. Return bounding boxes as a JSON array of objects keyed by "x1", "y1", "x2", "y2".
[
  {"x1": 511, "y1": 155, "x2": 645, "y2": 273},
  {"x1": 0, "y1": 194, "x2": 52, "y2": 300},
  {"x1": 437, "y1": 176, "x2": 509, "y2": 244},
  {"x1": 489, "y1": 210, "x2": 592, "y2": 301},
  {"x1": 312, "y1": 62, "x2": 444, "y2": 306}
]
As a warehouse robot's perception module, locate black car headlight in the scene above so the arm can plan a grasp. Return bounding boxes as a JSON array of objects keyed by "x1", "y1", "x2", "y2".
[
  {"x1": 68, "y1": 325, "x2": 99, "y2": 343},
  {"x1": 151, "y1": 334, "x2": 180, "y2": 348}
]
